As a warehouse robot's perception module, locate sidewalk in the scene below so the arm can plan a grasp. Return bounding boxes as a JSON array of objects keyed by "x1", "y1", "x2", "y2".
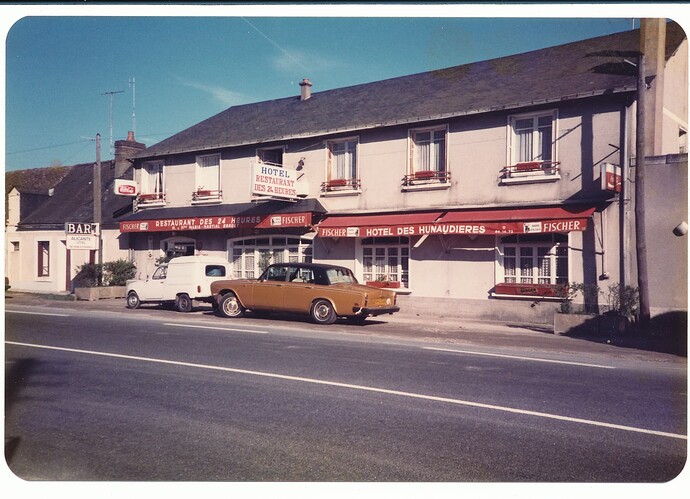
[
  {"x1": 3, "y1": 290, "x2": 550, "y2": 335},
  {"x1": 4, "y1": 290, "x2": 687, "y2": 359}
]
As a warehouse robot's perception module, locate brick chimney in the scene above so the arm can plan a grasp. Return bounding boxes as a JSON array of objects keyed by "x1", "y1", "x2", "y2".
[
  {"x1": 299, "y1": 78, "x2": 312, "y2": 101},
  {"x1": 114, "y1": 131, "x2": 146, "y2": 178}
]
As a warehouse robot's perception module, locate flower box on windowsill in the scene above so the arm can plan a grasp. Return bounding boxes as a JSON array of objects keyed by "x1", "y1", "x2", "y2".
[
  {"x1": 138, "y1": 193, "x2": 164, "y2": 201},
  {"x1": 192, "y1": 189, "x2": 222, "y2": 203},
  {"x1": 413, "y1": 170, "x2": 436, "y2": 180},
  {"x1": 366, "y1": 281, "x2": 401, "y2": 289},
  {"x1": 494, "y1": 282, "x2": 566, "y2": 298}
]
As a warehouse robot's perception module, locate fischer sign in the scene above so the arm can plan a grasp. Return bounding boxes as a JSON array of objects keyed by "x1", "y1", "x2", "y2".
[{"x1": 114, "y1": 179, "x2": 138, "y2": 196}]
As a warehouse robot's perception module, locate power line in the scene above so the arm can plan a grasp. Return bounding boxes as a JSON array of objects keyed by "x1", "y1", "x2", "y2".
[{"x1": 7, "y1": 139, "x2": 92, "y2": 155}]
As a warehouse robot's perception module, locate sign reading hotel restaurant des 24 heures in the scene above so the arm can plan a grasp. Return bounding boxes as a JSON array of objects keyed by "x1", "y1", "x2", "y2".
[{"x1": 251, "y1": 162, "x2": 299, "y2": 200}]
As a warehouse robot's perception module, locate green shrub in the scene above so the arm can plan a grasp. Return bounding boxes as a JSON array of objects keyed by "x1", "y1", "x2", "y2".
[
  {"x1": 75, "y1": 259, "x2": 137, "y2": 287},
  {"x1": 103, "y1": 259, "x2": 137, "y2": 286}
]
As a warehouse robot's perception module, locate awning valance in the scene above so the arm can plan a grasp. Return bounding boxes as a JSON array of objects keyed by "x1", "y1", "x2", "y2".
[
  {"x1": 316, "y1": 206, "x2": 596, "y2": 238},
  {"x1": 118, "y1": 199, "x2": 325, "y2": 233}
]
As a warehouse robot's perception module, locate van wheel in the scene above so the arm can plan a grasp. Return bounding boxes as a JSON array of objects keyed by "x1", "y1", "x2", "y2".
[
  {"x1": 126, "y1": 291, "x2": 140, "y2": 309},
  {"x1": 311, "y1": 299, "x2": 337, "y2": 325},
  {"x1": 219, "y1": 292, "x2": 244, "y2": 318},
  {"x1": 175, "y1": 293, "x2": 193, "y2": 313}
]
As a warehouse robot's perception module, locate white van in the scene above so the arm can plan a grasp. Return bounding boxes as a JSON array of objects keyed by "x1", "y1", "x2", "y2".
[{"x1": 125, "y1": 255, "x2": 231, "y2": 312}]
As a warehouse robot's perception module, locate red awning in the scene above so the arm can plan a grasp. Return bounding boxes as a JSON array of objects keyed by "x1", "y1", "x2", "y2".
[{"x1": 317, "y1": 206, "x2": 596, "y2": 238}]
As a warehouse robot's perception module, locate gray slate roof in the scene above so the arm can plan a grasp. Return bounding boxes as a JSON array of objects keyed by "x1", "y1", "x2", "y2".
[
  {"x1": 17, "y1": 161, "x2": 133, "y2": 230},
  {"x1": 138, "y1": 22, "x2": 686, "y2": 160}
]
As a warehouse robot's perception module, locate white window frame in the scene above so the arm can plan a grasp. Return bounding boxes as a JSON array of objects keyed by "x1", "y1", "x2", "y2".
[
  {"x1": 409, "y1": 125, "x2": 448, "y2": 175},
  {"x1": 361, "y1": 237, "x2": 410, "y2": 288},
  {"x1": 498, "y1": 234, "x2": 569, "y2": 286},
  {"x1": 323, "y1": 137, "x2": 360, "y2": 193},
  {"x1": 195, "y1": 153, "x2": 221, "y2": 191},
  {"x1": 508, "y1": 110, "x2": 558, "y2": 165},
  {"x1": 228, "y1": 236, "x2": 313, "y2": 279},
  {"x1": 141, "y1": 161, "x2": 165, "y2": 196}
]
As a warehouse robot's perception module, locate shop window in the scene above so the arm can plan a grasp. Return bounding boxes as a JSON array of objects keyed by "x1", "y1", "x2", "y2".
[
  {"x1": 497, "y1": 233, "x2": 568, "y2": 296},
  {"x1": 163, "y1": 238, "x2": 196, "y2": 259},
  {"x1": 500, "y1": 111, "x2": 559, "y2": 184},
  {"x1": 230, "y1": 236, "x2": 313, "y2": 279},
  {"x1": 362, "y1": 237, "x2": 409, "y2": 288},
  {"x1": 37, "y1": 241, "x2": 50, "y2": 277},
  {"x1": 138, "y1": 161, "x2": 165, "y2": 205},
  {"x1": 193, "y1": 154, "x2": 222, "y2": 202},
  {"x1": 322, "y1": 138, "x2": 360, "y2": 193}
]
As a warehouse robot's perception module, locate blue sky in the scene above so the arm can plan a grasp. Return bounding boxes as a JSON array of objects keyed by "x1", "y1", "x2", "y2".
[{"x1": 2, "y1": 4, "x2": 688, "y2": 171}]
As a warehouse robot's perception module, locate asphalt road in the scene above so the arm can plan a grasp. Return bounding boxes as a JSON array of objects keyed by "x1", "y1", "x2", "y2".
[{"x1": 4, "y1": 301, "x2": 688, "y2": 485}]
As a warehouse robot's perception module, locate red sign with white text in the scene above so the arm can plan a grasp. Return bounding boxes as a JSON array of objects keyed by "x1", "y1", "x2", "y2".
[
  {"x1": 120, "y1": 212, "x2": 312, "y2": 233},
  {"x1": 317, "y1": 218, "x2": 589, "y2": 238}
]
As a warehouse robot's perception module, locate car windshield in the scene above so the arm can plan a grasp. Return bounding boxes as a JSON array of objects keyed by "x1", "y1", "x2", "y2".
[{"x1": 326, "y1": 268, "x2": 357, "y2": 284}]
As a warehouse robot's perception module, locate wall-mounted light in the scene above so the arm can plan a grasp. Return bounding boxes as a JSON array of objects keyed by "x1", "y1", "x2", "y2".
[
  {"x1": 297, "y1": 157, "x2": 305, "y2": 171},
  {"x1": 673, "y1": 221, "x2": 688, "y2": 237}
]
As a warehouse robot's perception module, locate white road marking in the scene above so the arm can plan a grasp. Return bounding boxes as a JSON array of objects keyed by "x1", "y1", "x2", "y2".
[
  {"x1": 6, "y1": 340, "x2": 684, "y2": 441},
  {"x1": 424, "y1": 346, "x2": 615, "y2": 369},
  {"x1": 163, "y1": 322, "x2": 268, "y2": 335},
  {"x1": 5, "y1": 310, "x2": 70, "y2": 317}
]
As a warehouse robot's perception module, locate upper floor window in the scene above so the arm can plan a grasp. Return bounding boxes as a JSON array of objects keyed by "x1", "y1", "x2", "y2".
[
  {"x1": 501, "y1": 111, "x2": 560, "y2": 184},
  {"x1": 323, "y1": 138, "x2": 360, "y2": 192},
  {"x1": 193, "y1": 154, "x2": 222, "y2": 202},
  {"x1": 142, "y1": 161, "x2": 164, "y2": 194},
  {"x1": 258, "y1": 147, "x2": 284, "y2": 167},
  {"x1": 403, "y1": 126, "x2": 450, "y2": 187},
  {"x1": 138, "y1": 161, "x2": 165, "y2": 205}
]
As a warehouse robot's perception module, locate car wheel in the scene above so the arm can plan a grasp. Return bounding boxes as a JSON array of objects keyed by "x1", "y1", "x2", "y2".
[
  {"x1": 310, "y1": 299, "x2": 337, "y2": 325},
  {"x1": 126, "y1": 291, "x2": 140, "y2": 309},
  {"x1": 219, "y1": 292, "x2": 244, "y2": 318},
  {"x1": 175, "y1": 293, "x2": 193, "y2": 313}
]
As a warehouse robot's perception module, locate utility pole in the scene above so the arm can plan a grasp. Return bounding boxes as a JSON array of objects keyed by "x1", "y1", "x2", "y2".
[
  {"x1": 102, "y1": 89, "x2": 123, "y2": 156},
  {"x1": 129, "y1": 77, "x2": 136, "y2": 137},
  {"x1": 94, "y1": 133, "x2": 103, "y2": 286},
  {"x1": 635, "y1": 52, "x2": 651, "y2": 330}
]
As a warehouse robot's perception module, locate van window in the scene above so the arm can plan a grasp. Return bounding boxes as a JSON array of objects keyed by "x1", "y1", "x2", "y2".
[
  {"x1": 205, "y1": 265, "x2": 226, "y2": 277},
  {"x1": 152, "y1": 266, "x2": 167, "y2": 280}
]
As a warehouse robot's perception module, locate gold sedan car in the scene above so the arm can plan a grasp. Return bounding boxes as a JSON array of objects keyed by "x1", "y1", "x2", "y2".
[{"x1": 211, "y1": 263, "x2": 400, "y2": 325}]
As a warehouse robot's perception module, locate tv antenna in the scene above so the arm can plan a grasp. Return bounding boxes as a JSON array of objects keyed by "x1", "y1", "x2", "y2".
[
  {"x1": 129, "y1": 77, "x2": 136, "y2": 137},
  {"x1": 102, "y1": 89, "x2": 123, "y2": 156}
]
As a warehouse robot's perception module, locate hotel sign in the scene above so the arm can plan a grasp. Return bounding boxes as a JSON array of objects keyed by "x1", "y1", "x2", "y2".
[
  {"x1": 251, "y1": 162, "x2": 299, "y2": 200},
  {"x1": 317, "y1": 219, "x2": 589, "y2": 238},
  {"x1": 120, "y1": 212, "x2": 312, "y2": 233}
]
